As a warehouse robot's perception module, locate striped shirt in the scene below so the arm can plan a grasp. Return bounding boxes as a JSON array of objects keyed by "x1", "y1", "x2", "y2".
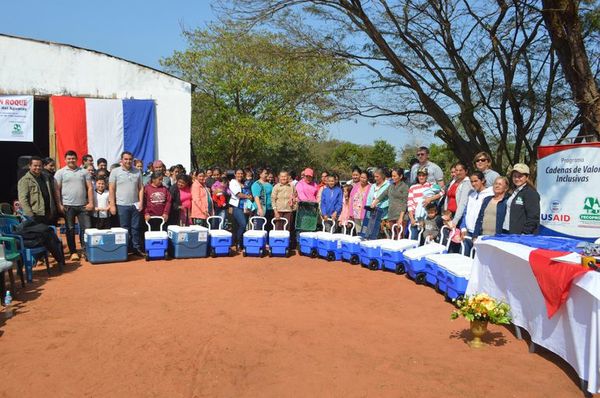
[{"x1": 407, "y1": 182, "x2": 433, "y2": 213}]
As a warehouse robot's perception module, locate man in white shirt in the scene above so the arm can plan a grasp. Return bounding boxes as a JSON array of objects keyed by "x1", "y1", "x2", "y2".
[{"x1": 409, "y1": 146, "x2": 445, "y2": 188}]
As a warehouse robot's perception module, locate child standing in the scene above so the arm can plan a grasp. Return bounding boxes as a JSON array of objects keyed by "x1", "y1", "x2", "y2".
[
  {"x1": 420, "y1": 203, "x2": 443, "y2": 243},
  {"x1": 93, "y1": 177, "x2": 111, "y2": 229},
  {"x1": 320, "y1": 175, "x2": 343, "y2": 231}
]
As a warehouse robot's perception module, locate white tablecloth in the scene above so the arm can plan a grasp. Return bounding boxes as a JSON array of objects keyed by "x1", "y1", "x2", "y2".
[{"x1": 467, "y1": 239, "x2": 600, "y2": 394}]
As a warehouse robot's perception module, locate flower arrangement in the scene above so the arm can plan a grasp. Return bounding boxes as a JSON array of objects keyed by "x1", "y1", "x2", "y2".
[{"x1": 450, "y1": 293, "x2": 512, "y2": 325}]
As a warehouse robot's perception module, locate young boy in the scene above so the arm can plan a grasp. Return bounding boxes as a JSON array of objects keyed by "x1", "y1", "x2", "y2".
[
  {"x1": 320, "y1": 175, "x2": 343, "y2": 230},
  {"x1": 93, "y1": 177, "x2": 111, "y2": 229},
  {"x1": 420, "y1": 203, "x2": 443, "y2": 243}
]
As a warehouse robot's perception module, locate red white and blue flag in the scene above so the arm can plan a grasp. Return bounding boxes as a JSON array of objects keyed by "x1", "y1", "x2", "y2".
[{"x1": 51, "y1": 96, "x2": 156, "y2": 167}]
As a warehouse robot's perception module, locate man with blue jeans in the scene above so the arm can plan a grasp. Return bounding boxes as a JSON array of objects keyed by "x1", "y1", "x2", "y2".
[
  {"x1": 109, "y1": 151, "x2": 144, "y2": 256},
  {"x1": 55, "y1": 150, "x2": 94, "y2": 261}
]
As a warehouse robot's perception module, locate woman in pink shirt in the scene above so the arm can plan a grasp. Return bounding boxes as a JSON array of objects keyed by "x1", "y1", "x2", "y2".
[
  {"x1": 191, "y1": 169, "x2": 213, "y2": 227},
  {"x1": 295, "y1": 167, "x2": 318, "y2": 202},
  {"x1": 349, "y1": 170, "x2": 371, "y2": 230}
]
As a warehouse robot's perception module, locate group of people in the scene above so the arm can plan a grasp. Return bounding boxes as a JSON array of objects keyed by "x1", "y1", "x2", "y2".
[{"x1": 15, "y1": 145, "x2": 541, "y2": 262}]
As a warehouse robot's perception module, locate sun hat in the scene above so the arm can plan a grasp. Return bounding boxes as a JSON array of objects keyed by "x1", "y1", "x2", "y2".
[{"x1": 303, "y1": 168, "x2": 314, "y2": 177}]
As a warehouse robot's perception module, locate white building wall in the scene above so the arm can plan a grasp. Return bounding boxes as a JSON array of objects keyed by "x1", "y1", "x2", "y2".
[{"x1": 0, "y1": 35, "x2": 192, "y2": 169}]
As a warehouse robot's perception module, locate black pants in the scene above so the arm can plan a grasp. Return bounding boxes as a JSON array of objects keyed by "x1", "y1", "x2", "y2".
[
  {"x1": 64, "y1": 205, "x2": 92, "y2": 253},
  {"x1": 93, "y1": 217, "x2": 111, "y2": 229}
]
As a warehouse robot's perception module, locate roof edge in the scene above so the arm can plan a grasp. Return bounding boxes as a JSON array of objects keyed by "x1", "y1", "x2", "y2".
[{"x1": 0, "y1": 33, "x2": 194, "y2": 88}]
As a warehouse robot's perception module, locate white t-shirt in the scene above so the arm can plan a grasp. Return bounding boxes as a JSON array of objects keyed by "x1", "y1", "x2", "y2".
[
  {"x1": 94, "y1": 190, "x2": 110, "y2": 218},
  {"x1": 228, "y1": 179, "x2": 242, "y2": 207},
  {"x1": 463, "y1": 187, "x2": 493, "y2": 233}
]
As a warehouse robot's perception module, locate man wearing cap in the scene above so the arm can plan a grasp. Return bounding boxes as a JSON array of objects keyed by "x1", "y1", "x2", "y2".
[
  {"x1": 143, "y1": 160, "x2": 171, "y2": 187},
  {"x1": 295, "y1": 168, "x2": 318, "y2": 202},
  {"x1": 502, "y1": 163, "x2": 540, "y2": 234},
  {"x1": 109, "y1": 151, "x2": 145, "y2": 256},
  {"x1": 409, "y1": 146, "x2": 445, "y2": 187}
]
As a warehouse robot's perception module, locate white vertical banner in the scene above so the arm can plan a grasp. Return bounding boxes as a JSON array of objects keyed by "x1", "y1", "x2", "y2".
[
  {"x1": 537, "y1": 143, "x2": 600, "y2": 241},
  {"x1": 0, "y1": 95, "x2": 34, "y2": 142}
]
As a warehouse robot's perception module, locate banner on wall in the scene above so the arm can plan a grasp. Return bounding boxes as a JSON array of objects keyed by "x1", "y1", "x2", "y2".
[
  {"x1": 0, "y1": 95, "x2": 34, "y2": 142},
  {"x1": 537, "y1": 142, "x2": 600, "y2": 241}
]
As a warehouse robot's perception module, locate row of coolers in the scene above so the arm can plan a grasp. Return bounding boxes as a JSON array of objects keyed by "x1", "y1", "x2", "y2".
[
  {"x1": 298, "y1": 221, "x2": 359, "y2": 261},
  {"x1": 85, "y1": 227, "x2": 129, "y2": 264},
  {"x1": 397, "y1": 227, "x2": 457, "y2": 282},
  {"x1": 425, "y1": 237, "x2": 474, "y2": 299},
  {"x1": 243, "y1": 217, "x2": 293, "y2": 258}
]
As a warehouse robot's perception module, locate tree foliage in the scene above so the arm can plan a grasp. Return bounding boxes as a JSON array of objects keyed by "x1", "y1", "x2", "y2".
[
  {"x1": 161, "y1": 24, "x2": 353, "y2": 171},
  {"x1": 224, "y1": 0, "x2": 600, "y2": 173}
]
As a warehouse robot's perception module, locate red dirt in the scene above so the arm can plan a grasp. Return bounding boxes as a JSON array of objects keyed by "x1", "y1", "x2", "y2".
[{"x1": 0, "y1": 254, "x2": 589, "y2": 397}]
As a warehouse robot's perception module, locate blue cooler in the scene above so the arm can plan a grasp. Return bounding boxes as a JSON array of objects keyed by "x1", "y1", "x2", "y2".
[
  {"x1": 85, "y1": 227, "x2": 128, "y2": 264},
  {"x1": 340, "y1": 236, "x2": 362, "y2": 264},
  {"x1": 359, "y1": 240, "x2": 386, "y2": 270},
  {"x1": 298, "y1": 231, "x2": 319, "y2": 257},
  {"x1": 317, "y1": 232, "x2": 342, "y2": 261},
  {"x1": 144, "y1": 217, "x2": 168, "y2": 260},
  {"x1": 402, "y1": 243, "x2": 447, "y2": 283},
  {"x1": 444, "y1": 260, "x2": 473, "y2": 300},
  {"x1": 207, "y1": 216, "x2": 232, "y2": 257},
  {"x1": 424, "y1": 253, "x2": 468, "y2": 289},
  {"x1": 269, "y1": 217, "x2": 291, "y2": 257},
  {"x1": 167, "y1": 225, "x2": 209, "y2": 258},
  {"x1": 243, "y1": 216, "x2": 268, "y2": 257},
  {"x1": 380, "y1": 239, "x2": 419, "y2": 273},
  {"x1": 243, "y1": 230, "x2": 268, "y2": 257}
]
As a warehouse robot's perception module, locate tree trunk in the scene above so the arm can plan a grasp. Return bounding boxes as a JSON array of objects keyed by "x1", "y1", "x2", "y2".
[{"x1": 541, "y1": 0, "x2": 600, "y2": 141}]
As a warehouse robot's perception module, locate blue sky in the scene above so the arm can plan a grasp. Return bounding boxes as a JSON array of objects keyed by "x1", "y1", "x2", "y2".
[{"x1": 0, "y1": 0, "x2": 435, "y2": 152}]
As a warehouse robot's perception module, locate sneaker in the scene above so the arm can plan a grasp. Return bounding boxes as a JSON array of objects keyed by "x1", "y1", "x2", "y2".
[
  {"x1": 133, "y1": 249, "x2": 146, "y2": 258},
  {"x1": 70, "y1": 253, "x2": 80, "y2": 261}
]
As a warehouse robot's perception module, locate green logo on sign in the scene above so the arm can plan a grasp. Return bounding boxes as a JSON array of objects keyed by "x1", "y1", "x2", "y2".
[
  {"x1": 11, "y1": 123, "x2": 23, "y2": 135},
  {"x1": 580, "y1": 197, "x2": 600, "y2": 221}
]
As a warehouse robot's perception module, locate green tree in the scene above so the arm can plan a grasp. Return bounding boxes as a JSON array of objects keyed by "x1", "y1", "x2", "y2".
[
  {"x1": 161, "y1": 24, "x2": 352, "y2": 170},
  {"x1": 366, "y1": 140, "x2": 397, "y2": 169}
]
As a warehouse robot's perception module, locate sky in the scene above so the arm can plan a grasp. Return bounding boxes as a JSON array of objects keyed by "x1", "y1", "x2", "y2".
[{"x1": 0, "y1": 0, "x2": 437, "y2": 152}]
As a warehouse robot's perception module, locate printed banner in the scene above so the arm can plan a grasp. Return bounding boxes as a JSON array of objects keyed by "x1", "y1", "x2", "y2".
[
  {"x1": 0, "y1": 95, "x2": 34, "y2": 142},
  {"x1": 537, "y1": 143, "x2": 600, "y2": 241}
]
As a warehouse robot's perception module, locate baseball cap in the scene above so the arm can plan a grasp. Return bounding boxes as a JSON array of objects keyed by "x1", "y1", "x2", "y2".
[
  {"x1": 417, "y1": 167, "x2": 429, "y2": 175},
  {"x1": 512, "y1": 163, "x2": 530, "y2": 175},
  {"x1": 303, "y1": 168, "x2": 314, "y2": 177}
]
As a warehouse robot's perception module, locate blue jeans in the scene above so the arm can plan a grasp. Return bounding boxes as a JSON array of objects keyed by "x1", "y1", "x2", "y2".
[
  {"x1": 232, "y1": 207, "x2": 247, "y2": 246},
  {"x1": 117, "y1": 205, "x2": 141, "y2": 251},
  {"x1": 64, "y1": 205, "x2": 92, "y2": 253}
]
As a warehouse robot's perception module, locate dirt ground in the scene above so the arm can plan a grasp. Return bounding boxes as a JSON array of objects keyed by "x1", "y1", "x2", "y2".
[{"x1": 0, "y1": 253, "x2": 591, "y2": 398}]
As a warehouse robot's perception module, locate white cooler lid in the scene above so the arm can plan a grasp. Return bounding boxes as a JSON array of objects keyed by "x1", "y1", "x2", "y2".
[
  {"x1": 381, "y1": 239, "x2": 419, "y2": 251},
  {"x1": 299, "y1": 232, "x2": 318, "y2": 238},
  {"x1": 210, "y1": 230, "x2": 232, "y2": 238},
  {"x1": 244, "y1": 230, "x2": 267, "y2": 238},
  {"x1": 404, "y1": 243, "x2": 446, "y2": 260},
  {"x1": 111, "y1": 228, "x2": 128, "y2": 233},
  {"x1": 445, "y1": 262, "x2": 473, "y2": 278},
  {"x1": 426, "y1": 253, "x2": 469, "y2": 266},
  {"x1": 188, "y1": 225, "x2": 209, "y2": 232},
  {"x1": 145, "y1": 231, "x2": 168, "y2": 239},
  {"x1": 270, "y1": 230, "x2": 290, "y2": 238},
  {"x1": 360, "y1": 239, "x2": 389, "y2": 248},
  {"x1": 337, "y1": 235, "x2": 361, "y2": 243}
]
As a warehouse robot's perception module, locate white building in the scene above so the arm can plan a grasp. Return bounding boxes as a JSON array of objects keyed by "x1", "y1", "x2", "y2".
[{"x1": 0, "y1": 33, "x2": 192, "y2": 171}]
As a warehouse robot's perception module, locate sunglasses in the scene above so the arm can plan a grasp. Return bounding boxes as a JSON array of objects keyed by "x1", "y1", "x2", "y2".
[
  {"x1": 475, "y1": 158, "x2": 489, "y2": 163},
  {"x1": 416, "y1": 153, "x2": 426, "y2": 156}
]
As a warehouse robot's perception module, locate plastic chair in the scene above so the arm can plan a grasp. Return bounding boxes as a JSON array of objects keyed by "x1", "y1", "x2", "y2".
[
  {"x1": 0, "y1": 236, "x2": 25, "y2": 288},
  {"x1": 0, "y1": 244, "x2": 17, "y2": 304},
  {"x1": 0, "y1": 216, "x2": 50, "y2": 282}
]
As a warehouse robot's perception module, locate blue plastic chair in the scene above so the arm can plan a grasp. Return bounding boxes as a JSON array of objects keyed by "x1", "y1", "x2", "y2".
[{"x1": 0, "y1": 216, "x2": 50, "y2": 282}]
